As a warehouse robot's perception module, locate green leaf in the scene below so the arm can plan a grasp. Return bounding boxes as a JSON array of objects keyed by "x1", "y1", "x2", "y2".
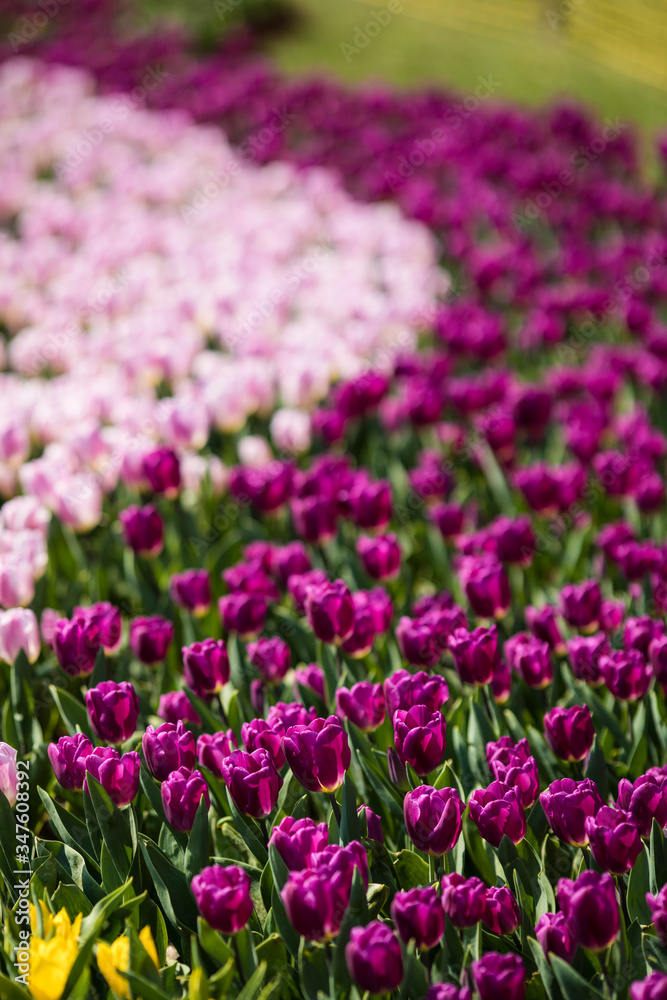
[
  {"x1": 64, "y1": 880, "x2": 134, "y2": 998},
  {"x1": 333, "y1": 866, "x2": 369, "y2": 984},
  {"x1": 627, "y1": 846, "x2": 652, "y2": 925},
  {"x1": 651, "y1": 818, "x2": 667, "y2": 895},
  {"x1": 49, "y1": 685, "x2": 93, "y2": 738},
  {"x1": 268, "y1": 844, "x2": 300, "y2": 960},
  {"x1": 197, "y1": 917, "x2": 234, "y2": 965},
  {"x1": 527, "y1": 936, "x2": 558, "y2": 1000},
  {"x1": 227, "y1": 791, "x2": 268, "y2": 866},
  {"x1": 394, "y1": 849, "x2": 430, "y2": 889},
  {"x1": 645, "y1": 934, "x2": 667, "y2": 973},
  {"x1": 86, "y1": 774, "x2": 134, "y2": 881},
  {"x1": 550, "y1": 955, "x2": 604, "y2": 1000},
  {"x1": 37, "y1": 787, "x2": 100, "y2": 871},
  {"x1": 299, "y1": 940, "x2": 329, "y2": 1000},
  {"x1": 139, "y1": 838, "x2": 198, "y2": 933},
  {"x1": 185, "y1": 797, "x2": 210, "y2": 884},
  {"x1": 256, "y1": 934, "x2": 287, "y2": 971},
  {"x1": 340, "y1": 772, "x2": 361, "y2": 846},
  {"x1": 237, "y1": 962, "x2": 268, "y2": 1000},
  {"x1": 0, "y1": 975, "x2": 30, "y2": 1000},
  {"x1": 235, "y1": 925, "x2": 259, "y2": 982},
  {"x1": 584, "y1": 736, "x2": 608, "y2": 800}
]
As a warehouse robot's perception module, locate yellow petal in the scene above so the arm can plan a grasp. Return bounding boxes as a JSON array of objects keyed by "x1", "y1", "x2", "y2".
[
  {"x1": 97, "y1": 936, "x2": 130, "y2": 1000},
  {"x1": 139, "y1": 926, "x2": 159, "y2": 968},
  {"x1": 29, "y1": 936, "x2": 78, "y2": 1000}
]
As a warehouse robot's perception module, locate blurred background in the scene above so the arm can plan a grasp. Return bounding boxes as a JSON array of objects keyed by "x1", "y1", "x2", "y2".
[{"x1": 131, "y1": 0, "x2": 667, "y2": 149}]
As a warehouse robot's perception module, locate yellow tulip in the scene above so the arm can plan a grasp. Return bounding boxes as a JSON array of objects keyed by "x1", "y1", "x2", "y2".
[
  {"x1": 97, "y1": 926, "x2": 159, "y2": 999},
  {"x1": 27, "y1": 904, "x2": 82, "y2": 1000}
]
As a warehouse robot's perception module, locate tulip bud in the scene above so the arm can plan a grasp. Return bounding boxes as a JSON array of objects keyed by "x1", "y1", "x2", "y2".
[
  {"x1": 84, "y1": 748, "x2": 140, "y2": 806},
  {"x1": 283, "y1": 715, "x2": 350, "y2": 794},
  {"x1": 191, "y1": 864, "x2": 253, "y2": 934},
  {"x1": 646, "y1": 885, "x2": 667, "y2": 945},
  {"x1": 357, "y1": 804, "x2": 383, "y2": 843},
  {"x1": 482, "y1": 886, "x2": 521, "y2": 935},
  {"x1": 630, "y1": 971, "x2": 667, "y2": 1000},
  {"x1": 525, "y1": 605, "x2": 565, "y2": 654},
  {"x1": 0, "y1": 741, "x2": 18, "y2": 805},
  {"x1": 535, "y1": 912, "x2": 575, "y2": 962},
  {"x1": 293, "y1": 664, "x2": 326, "y2": 702},
  {"x1": 196, "y1": 730, "x2": 237, "y2": 777},
  {"x1": 119, "y1": 504, "x2": 163, "y2": 558},
  {"x1": 617, "y1": 773, "x2": 667, "y2": 838},
  {"x1": 143, "y1": 446, "x2": 181, "y2": 497},
  {"x1": 247, "y1": 636, "x2": 290, "y2": 684},
  {"x1": 357, "y1": 534, "x2": 401, "y2": 581},
  {"x1": 241, "y1": 718, "x2": 285, "y2": 770},
  {"x1": 472, "y1": 952, "x2": 525, "y2": 1000},
  {"x1": 403, "y1": 785, "x2": 464, "y2": 855},
  {"x1": 585, "y1": 806, "x2": 642, "y2": 874},
  {"x1": 142, "y1": 721, "x2": 196, "y2": 782},
  {"x1": 305, "y1": 580, "x2": 355, "y2": 645},
  {"x1": 567, "y1": 633, "x2": 608, "y2": 685},
  {"x1": 540, "y1": 777, "x2": 603, "y2": 846},
  {"x1": 441, "y1": 873, "x2": 486, "y2": 928},
  {"x1": 384, "y1": 670, "x2": 448, "y2": 719},
  {"x1": 486, "y1": 737, "x2": 539, "y2": 808},
  {"x1": 557, "y1": 870, "x2": 619, "y2": 951},
  {"x1": 599, "y1": 649, "x2": 652, "y2": 701},
  {"x1": 543, "y1": 704, "x2": 594, "y2": 762},
  {"x1": 161, "y1": 766, "x2": 210, "y2": 832},
  {"x1": 230, "y1": 461, "x2": 295, "y2": 513},
  {"x1": 182, "y1": 639, "x2": 230, "y2": 698},
  {"x1": 220, "y1": 748, "x2": 283, "y2": 818},
  {"x1": 391, "y1": 887, "x2": 444, "y2": 950},
  {"x1": 53, "y1": 616, "x2": 101, "y2": 677},
  {"x1": 291, "y1": 494, "x2": 338, "y2": 545},
  {"x1": 396, "y1": 616, "x2": 439, "y2": 667},
  {"x1": 425, "y1": 986, "x2": 471, "y2": 1000},
  {"x1": 170, "y1": 570, "x2": 211, "y2": 616},
  {"x1": 158, "y1": 690, "x2": 201, "y2": 726},
  {"x1": 48, "y1": 734, "x2": 92, "y2": 792},
  {"x1": 345, "y1": 922, "x2": 404, "y2": 995},
  {"x1": 560, "y1": 580, "x2": 601, "y2": 632},
  {"x1": 85, "y1": 680, "x2": 139, "y2": 744},
  {"x1": 430, "y1": 502, "x2": 466, "y2": 539},
  {"x1": 74, "y1": 602, "x2": 122, "y2": 655},
  {"x1": 218, "y1": 592, "x2": 267, "y2": 638},
  {"x1": 508, "y1": 634, "x2": 553, "y2": 688},
  {"x1": 459, "y1": 556, "x2": 511, "y2": 619},
  {"x1": 273, "y1": 543, "x2": 311, "y2": 586},
  {"x1": 468, "y1": 781, "x2": 525, "y2": 847},
  {"x1": 349, "y1": 479, "x2": 392, "y2": 531},
  {"x1": 130, "y1": 616, "x2": 173, "y2": 665},
  {"x1": 288, "y1": 569, "x2": 328, "y2": 615},
  {"x1": 269, "y1": 816, "x2": 329, "y2": 871},
  {"x1": 341, "y1": 603, "x2": 376, "y2": 659},
  {"x1": 0, "y1": 608, "x2": 40, "y2": 665},
  {"x1": 281, "y1": 842, "x2": 368, "y2": 940},
  {"x1": 448, "y1": 626, "x2": 498, "y2": 685},
  {"x1": 336, "y1": 682, "x2": 385, "y2": 732},
  {"x1": 394, "y1": 705, "x2": 446, "y2": 776}
]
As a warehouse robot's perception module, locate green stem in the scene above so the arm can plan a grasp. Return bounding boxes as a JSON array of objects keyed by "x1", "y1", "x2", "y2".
[
  {"x1": 329, "y1": 792, "x2": 342, "y2": 827},
  {"x1": 443, "y1": 851, "x2": 451, "y2": 876},
  {"x1": 429, "y1": 854, "x2": 436, "y2": 884}
]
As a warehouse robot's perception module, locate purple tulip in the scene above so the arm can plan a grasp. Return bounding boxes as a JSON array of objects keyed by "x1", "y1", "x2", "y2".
[
  {"x1": 507, "y1": 634, "x2": 553, "y2": 689},
  {"x1": 143, "y1": 446, "x2": 181, "y2": 497},
  {"x1": 618, "y1": 772, "x2": 667, "y2": 838},
  {"x1": 218, "y1": 592, "x2": 267, "y2": 638},
  {"x1": 560, "y1": 580, "x2": 602, "y2": 632},
  {"x1": 336, "y1": 682, "x2": 385, "y2": 732},
  {"x1": 196, "y1": 730, "x2": 238, "y2": 777},
  {"x1": 540, "y1": 777, "x2": 603, "y2": 846},
  {"x1": 223, "y1": 560, "x2": 280, "y2": 603},
  {"x1": 599, "y1": 649, "x2": 652, "y2": 701},
  {"x1": 567, "y1": 633, "x2": 608, "y2": 685},
  {"x1": 396, "y1": 616, "x2": 439, "y2": 667},
  {"x1": 355, "y1": 587, "x2": 393, "y2": 633},
  {"x1": 468, "y1": 781, "x2": 525, "y2": 847},
  {"x1": 182, "y1": 639, "x2": 230, "y2": 698},
  {"x1": 650, "y1": 635, "x2": 667, "y2": 687},
  {"x1": 425, "y1": 987, "x2": 471, "y2": 1000},
  {"x1": 535, "y1": 912, "x2": 575, "y2": 962},
  {"x1": 281, "y1": 841, "x2": 368, "y2": 940},
  {"x1": 288, "y1": 569, "x2": 329, "y2": 615},
  {"x1": 441, "y1": 873, "x2": 486, "y2": 928},
  {"x1": 230, "y1": 461, "x2": 295, "y2": 514},
  {"x1": 283, "y1": 715, "x2": 350, "y2": 793},
  {"x1": 142, "y1": 721, "x2": 196, "y2": 782},
  {"x1": 273, "y1": 542, "x2": 311, "y2": 586},
  {"x1": 491, "y1": 657, "x2": 513, "y2": 703},
  {"x1": 403, "y1": 785, "x2": 464, "y2": 855},
  {"x1": 267, "y1": 702, "x2": 317, "y2": 731},
  {"x1": 305, "y1": 580, "x2": 355, "y2": 645},
  {"x1": 394, "y1": 705, "x2": 446, "y2": 776},
  {"x1": 585, "y1": 806, "x2": 642, "y2": 874},
  {"x1": 291, "y1": 494, "x2": 338, "y2": 545},
  {"x1": 170, "y1": 570, "x2": 211, "y2": 616},
  {"x1": 85, "y1": 680, "x2": 139, "y2": 745},
  {"x1": 384, "y1": 670, "x2": 448, "y2": 719},
  {"x1": 486, "y1": 737, "x2": 539, "y2": 808},
  {"x1": 220, "y1": 748, "x2": 283, "y2": 818},
  {"x1": 472, "y1": 952, "x2": 525, "y2": 1000},
  {"x1": 119, "y1": 504, "x2": 163, "y2": 558},
  {"x1": 630, "y1": 972, "x2": 667, "y2": 1000},
  {"x1": 130, "y1": 615, "x2": 173, "y2": 665},
  {"x1": 525, "y1": 605, "x2": 565, "y2": 654},
  {"x1": 48, "y1": 734, "x2": 93, "y2": 791},
  {"x1": 459, "y1": 556, "x2": 511, "y2": 619},
  {"x1": 348, "y1": 478, "x2": 392, "y2": 531},
  {"x1": 269, "y1": 816, "x2": 329, "y2": 871},
  {"x1": 161, "y1": 766, "x2": 210, "y2": 832},
  {"x1": 345, "y1": 921, "x2": 404, "y2": 995},
  {"x1": 293, "y1": 664, "x2": 326, "y2": 701},
  {"x1": 646, "y1": 885, "x2": 667, "y2": 945},
  {"x1": 358, "y1": 804, "x2": 383, "y2": 843},
  {"x1": 340, "y1": 603, "x2": 376, "y2": 659},
  {"x1": 73, "y1": 602, "x2": 122, "y2": 654},
  {"x1": 391, "y1": 887, "x2": 444, "y2": 949},
  {"x1": 624, "y1": 616, "x2": 665, "y2": 657},
  {"x1": 482, "y1": 886, "x2": 521, "y2": 935},
  {"x1": 191, "y1": 864, "x2": 253, "y2": 934},
  {"x1": 158, "y1": 690, "x2": 201, "y2": 726},
  {"x1": 557, "y1": 871, "x2": 619, "y2": 951},
  {"x1": 543, "y1": 704, "x2": 594, "y2": 762},
  {"x1": 448, "y1": 625, "x2": 498, "y2": 685},
  {"x1": 84, "y1": 748, "x2": 140, "y2": 806},
  {"x1": 430, "y1": 502, "x2": 466, "y2": 539},
  {"x1": 357, "y1": 534, "x2": 401, "y2": 581},
  {"x1": 241, "y1": 718, "x2": 285, "y2": 770},
  {"x1": 492, "y1": 515, "x2": 535, "y2": 566},
  {"x1": 247, "y1": 636, "x2": 291, "y2": 684},
  {"x1": 53, "y1": 616, "x2": 101, "y2": 677}
]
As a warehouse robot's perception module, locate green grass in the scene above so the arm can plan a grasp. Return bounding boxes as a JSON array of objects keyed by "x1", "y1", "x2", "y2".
[{"x1": 132, "y1": 0, "x2": 666, "y2": 152}]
